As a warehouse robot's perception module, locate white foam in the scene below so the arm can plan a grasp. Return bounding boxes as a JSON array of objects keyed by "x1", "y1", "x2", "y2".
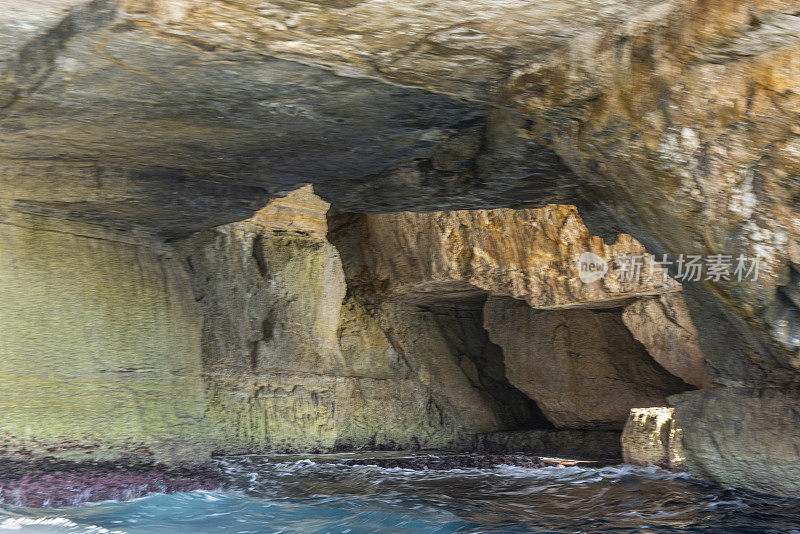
[{"x1": 0, "y1": 516, "x2": 125, "y2": 533}]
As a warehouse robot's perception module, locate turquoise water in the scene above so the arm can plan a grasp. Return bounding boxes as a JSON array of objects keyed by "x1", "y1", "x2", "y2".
[{"x1": 1, "y1": 456, "x2": 799, "y2": 533}]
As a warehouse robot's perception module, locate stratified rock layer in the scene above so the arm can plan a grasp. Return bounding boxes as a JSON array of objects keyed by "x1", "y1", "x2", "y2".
[{"x1": 350, "y1": 206, "x2": 679, "y2": 308}]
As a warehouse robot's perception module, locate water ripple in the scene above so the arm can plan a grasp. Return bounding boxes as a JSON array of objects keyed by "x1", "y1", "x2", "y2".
[{"x1": 1, "y1": 454, "x2": 799, "y2": 533}]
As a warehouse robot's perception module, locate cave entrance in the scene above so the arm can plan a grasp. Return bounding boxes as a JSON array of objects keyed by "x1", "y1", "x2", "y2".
[
  {"x1": 481, "y1": 297, "x2": 694, "y2": 431},
  {"x1": 327, "y1": 205, "x2": 700, "y2": 456},
  {"x1": 417, "y1": 297, "x2": 555, "y2": 432}
]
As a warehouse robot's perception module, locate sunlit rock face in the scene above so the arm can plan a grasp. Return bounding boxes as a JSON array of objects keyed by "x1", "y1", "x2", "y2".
[
  {"x1": 338, "y1": 206, "x2": 679, "y2": 308},
  {"x1": 330, "y1": 201, "x2": 694, "y2": 431},
  {"x1": 621, "y1": 407, "x2": 686, "y2": 471}
]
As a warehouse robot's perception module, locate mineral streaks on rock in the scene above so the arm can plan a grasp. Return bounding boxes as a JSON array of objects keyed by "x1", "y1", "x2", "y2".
[
  {"x1": 623, "y1": 294, "x2": 709, "y2": 389},
  {"x1": 0, "y1": 0, "x2": 117, "y2": 108},
  {"x1": 506, "y1": 0, "x2": 800, "y2": 372},
  {"x1": 621, "y1": 407, "x2": 686, "y2": 471},
  {"x1": 483, "y1": 297, "x2": 690, "y2": 430},
  {"x1": 356, "y1": 205, "x2": 680, "y2": 308}
]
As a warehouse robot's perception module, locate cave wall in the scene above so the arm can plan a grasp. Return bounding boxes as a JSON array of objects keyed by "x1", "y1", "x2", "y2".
[
  {"x1": 0, "y1": 213, "x2": 210, "y2": 464},
  {"x1": 671, "y1": 387, "x2": 800, "y2": 497},
  {"x1": 2, "y1": 0, "x2": 800, "y2": 499},
  {"x1": 484, "y1": 297, "x2": 689, "y2": 430},
  {"x1": 182, "y1": 187, "x2": 697, "y2": 454},
  {"x1": 0, "y1": 186, "x2": 694, "y2": 464},
  {"x1": 178, "y1": 213, "x2": 467, "y2": 452},
  {"x1": 503, "y1": 0, "x2": 800, "y2": 386},
  {"x1": 176, "y1": 187, "x2": 565, "y2": 452}
]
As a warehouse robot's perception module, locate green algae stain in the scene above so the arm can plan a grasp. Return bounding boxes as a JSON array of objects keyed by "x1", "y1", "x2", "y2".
[{"x1": 0, "y1": 218, "x2": 211, "y2": 464}]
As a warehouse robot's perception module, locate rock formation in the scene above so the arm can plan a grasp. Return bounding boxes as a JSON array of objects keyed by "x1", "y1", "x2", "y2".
[
  {"x1": 484, "y1": 299, "x2": 689, "y2": 429},
  {"x1": 672, "y1": 387, "x2": 800, "y2": 497},
  {"x1": 341, "y1": 206, "x2": 679, "y2": 308},
  {"x1": 2, "y1": 0, "x2": 800, "y2": 499},
  {"x1": 622, "y1": 295, "x2": 709, "y2": 389},
  {"x1": 621, "y1": 407, "x2": 686, "y2": 471},
  {"x1": 0, "y1": 185, "x2": 694, "y2": 465}
]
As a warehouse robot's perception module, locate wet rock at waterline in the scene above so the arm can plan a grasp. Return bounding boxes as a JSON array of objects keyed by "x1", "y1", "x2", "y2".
[
  {"x1": 472, "y1": 430, "x2": 622, "y2": 460},
  {"x1": 0, "y1": 459, "x2": 220, "y2": 508}
]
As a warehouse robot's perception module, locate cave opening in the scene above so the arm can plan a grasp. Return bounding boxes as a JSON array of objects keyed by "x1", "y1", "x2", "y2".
[
  {"x1": 415, "y1": 298, "x2": 556, "y2": 432},
  {"x1": 326, "y1": 206, "x2": 695, "y2": 444}
]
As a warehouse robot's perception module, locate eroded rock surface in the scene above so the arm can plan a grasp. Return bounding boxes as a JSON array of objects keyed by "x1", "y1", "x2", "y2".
[
  {"x1": 484, "y1": 297, "x2": 689, "y2": 430},
  {"x1": 3, "y1": 0, "x2": 800, "y2": 499},
  {"x1": 505, "y1": 0, "x2": 800, "y2": 382},
  {"x1": 621, "y1": 407, "x2": 686, "y2": 471},
  {"x1": 672, "y1": 387, "x2": 800, "y2": 497},
  {"x1": 623, "y1": 294, "x2": 709, "y2": 389},
  {"x1": 334, "y1": 205, "x2": 679, "y2": 308},
  {"x1": 178, "y1": 187, "x2": 555, "y2": 452}
]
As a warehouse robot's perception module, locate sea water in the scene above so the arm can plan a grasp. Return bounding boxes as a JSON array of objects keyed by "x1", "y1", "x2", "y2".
[{"x1": 1, "y1": 454, "x2": 799, "y2": 533}]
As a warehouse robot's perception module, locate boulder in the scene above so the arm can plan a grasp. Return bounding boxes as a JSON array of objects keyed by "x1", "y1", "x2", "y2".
[
  {"x1": 622, "y1": 294, "x2": 709, "y2": 389},
  {"x1": 672, "y1": 387, "x2": 800, "y2": 497}
]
